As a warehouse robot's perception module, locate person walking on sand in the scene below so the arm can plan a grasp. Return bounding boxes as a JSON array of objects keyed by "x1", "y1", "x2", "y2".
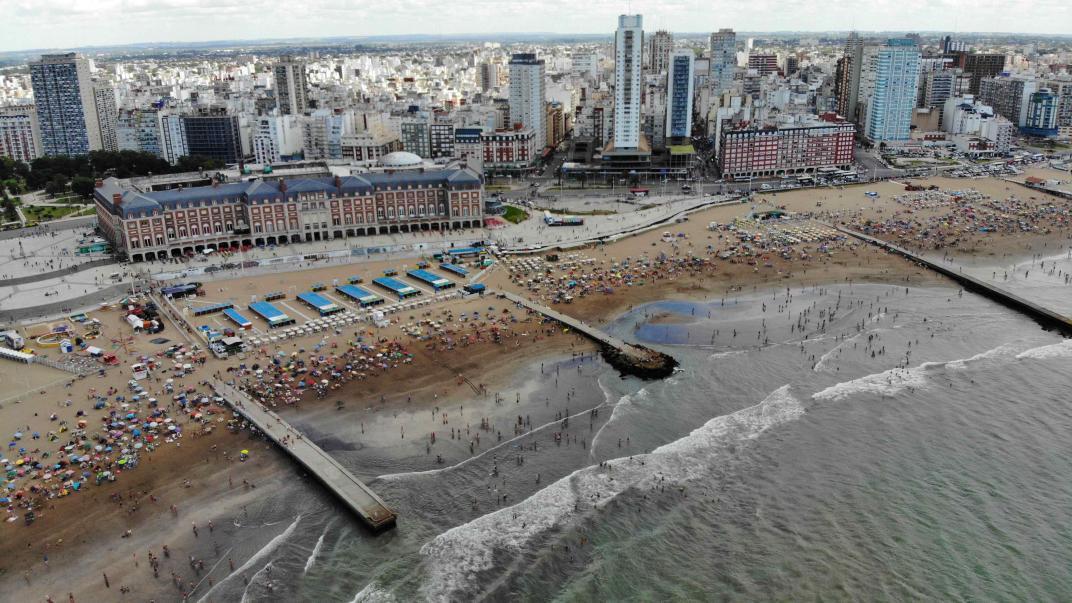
[{"x1": 103, "y1": 572, "x2": 110, "y2": 588}]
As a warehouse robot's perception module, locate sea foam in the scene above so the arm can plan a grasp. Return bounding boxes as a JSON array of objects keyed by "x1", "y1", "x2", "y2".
[{"x1": 419, "y1": 385, "x2": 802, "y2": 601}]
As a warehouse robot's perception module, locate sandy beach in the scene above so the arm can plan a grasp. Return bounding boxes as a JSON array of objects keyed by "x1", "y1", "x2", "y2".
[{"x1": 2, "y1": 172, "x2": 1071, "y2": 601}]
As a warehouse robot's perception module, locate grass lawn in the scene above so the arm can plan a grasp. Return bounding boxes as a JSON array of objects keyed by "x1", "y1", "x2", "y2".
[
  {"x1": 502, "y1": 205, "x2": 529, "y2": 224},
  {"x1": 24, "y1": 204, "x2": 92, "y2": 222}
]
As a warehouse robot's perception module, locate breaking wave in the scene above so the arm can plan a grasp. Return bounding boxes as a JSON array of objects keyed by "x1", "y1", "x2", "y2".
[{"x1": 418, "y1": 385, "x2": 802, "y2": 601}]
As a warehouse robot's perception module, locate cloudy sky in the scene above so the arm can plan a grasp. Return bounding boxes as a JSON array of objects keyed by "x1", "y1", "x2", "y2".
[{"x1": 2, "y1": 0, "x2": 1069, "y2": 51}]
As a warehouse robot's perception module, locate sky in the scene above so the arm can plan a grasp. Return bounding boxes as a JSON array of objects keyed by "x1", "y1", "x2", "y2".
[{"x1": 2, "y1": 0, "x2": 1070, "y2": 52}]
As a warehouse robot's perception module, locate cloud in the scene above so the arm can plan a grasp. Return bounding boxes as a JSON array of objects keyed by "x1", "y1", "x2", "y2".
[{"x1": 1, "y1": 0, "x2": 1068, "y2": 52}]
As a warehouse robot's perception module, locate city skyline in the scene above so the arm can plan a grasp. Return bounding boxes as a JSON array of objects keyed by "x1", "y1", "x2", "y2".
[{"x1": 2, "y1": 0, "x2": 1071, "y2": 53}]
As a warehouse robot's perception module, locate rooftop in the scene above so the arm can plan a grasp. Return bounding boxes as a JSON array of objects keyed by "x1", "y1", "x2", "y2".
[{"x1": 95, "y1": 167, "x2": 482, "y2": 218}]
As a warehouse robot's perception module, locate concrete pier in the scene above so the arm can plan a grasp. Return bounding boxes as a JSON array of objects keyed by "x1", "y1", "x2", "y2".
[
  {"x1": 211, "y1": 380, "x2": 398, "y2": 532},
  {"x1": 498, "y1": 290, "x2": 678, "y2": 379},
  {"x1": 836, "y1": 226, "x2": 1072, "y2": 336}
]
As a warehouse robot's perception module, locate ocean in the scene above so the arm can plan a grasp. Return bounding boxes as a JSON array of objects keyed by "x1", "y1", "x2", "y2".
[{"x1": 196, "y1": 280, "x2": 1072, "y2": 602}]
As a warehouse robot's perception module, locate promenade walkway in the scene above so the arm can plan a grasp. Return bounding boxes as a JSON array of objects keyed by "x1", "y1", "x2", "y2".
[
  {"x1": 836, "y1": 225, "x2": 1072, "y2": 336},
  {"x1": 211, "y1": 379, "x2": 397, "y2": 531}
]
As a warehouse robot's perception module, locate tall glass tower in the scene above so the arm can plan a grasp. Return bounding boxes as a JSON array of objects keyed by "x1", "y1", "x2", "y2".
[{"x1": 865, "y1": 39, "x2": 921, "y2": 142}]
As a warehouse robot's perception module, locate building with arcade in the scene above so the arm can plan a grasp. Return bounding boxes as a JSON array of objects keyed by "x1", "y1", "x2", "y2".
[{"x1": 93, "y1": 155, "x2": 483, "y2": 262}]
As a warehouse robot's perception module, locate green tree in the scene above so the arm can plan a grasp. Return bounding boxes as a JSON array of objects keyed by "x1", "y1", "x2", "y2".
[
  {"x1": 44, "y1": 175, "x2": 68, "y2": 197},
  {"x1": 71, "y1": 176, "x2": 97, "y2": 200}
]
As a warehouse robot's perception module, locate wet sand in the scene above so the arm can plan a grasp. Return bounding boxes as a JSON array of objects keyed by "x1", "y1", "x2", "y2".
[{"x1": 2, "y1": 172, "x2": 1071, "y2": 601}]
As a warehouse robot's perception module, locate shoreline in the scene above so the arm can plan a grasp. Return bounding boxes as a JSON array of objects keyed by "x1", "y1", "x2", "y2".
[{"x1": 2, "y1": 171, "x2": 1071, "y2": 600}]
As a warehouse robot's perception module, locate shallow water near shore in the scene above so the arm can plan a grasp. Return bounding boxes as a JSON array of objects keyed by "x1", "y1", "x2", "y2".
[{"x1": 196, "y1": 280, "x2": 1071, "y2": 602}]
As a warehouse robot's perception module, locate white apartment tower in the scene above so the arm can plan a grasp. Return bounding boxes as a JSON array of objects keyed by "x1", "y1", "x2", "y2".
[
  {"x1": 508, "y1": 53, "x2": 547, "y2": 150},
  {"x1": 274, "y1": 56, "x2": 310, "y2": 116},
  {"x1": 709, "y1": 29, "x2": 737, "y2": 93},
  {"x1": 614, "y1": 14, "x2": 644, "y2": 150}
]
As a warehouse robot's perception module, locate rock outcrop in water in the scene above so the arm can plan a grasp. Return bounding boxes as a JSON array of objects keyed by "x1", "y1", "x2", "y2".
[{"x1": 600, "y1": 342, "x2": 678, "y2": 380}]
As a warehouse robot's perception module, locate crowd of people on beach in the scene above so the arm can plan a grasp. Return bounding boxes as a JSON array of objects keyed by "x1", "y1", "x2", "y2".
[{"x1": 845, "y1": 186, "x2": 1072, "y2": 251}]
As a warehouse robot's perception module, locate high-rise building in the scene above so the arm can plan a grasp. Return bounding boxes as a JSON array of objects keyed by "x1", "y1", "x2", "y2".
[
  {"x1": 1045, "y1": 80, "x2": 1072, "y2": 129},
  {"x1": 117, "y1": 108, "x2": 163, "y2": 157},
  {"x1": 572, "y1": 53, "x2": 599, "y2": 80},
  {"x1": 942, "y1": 36, "x2": 967, "y2": 53},
  {"x1": 160, "y1": 114, "x2": 189, "y2": 165},
  {"x1": 923, "y1": 70, "x2": 956, "y2": 110},
  {"x1": 709, "y1": 29, "x2": 737, "y2": 93},
  {"x1": 864, "y1": 39, "x2": 920, "y2": 142},
  {"x1": 508, "y1": 53, "x2": 547, "y2": 151},
  {"x1": 0, "y1": 105, "x2": 41, "y2": 163},
  {"x1": 613, "y1": 14, "x2": 644, "y2": 150},
  {"x1": 252, "y1": 114, "x2": 302, "y2": 164},
  {"x1": 949, "y1": 52, "x2": 1006, "y2": 96},
  {"x1": 302, "y1": 109, "x2": 345, "y2": 160},
  {"x1": 837, "y1": 32, "x2": 865, "y2": 122},
  {"x1": 665, "y1": 51, "x2": 694, "y2": 140},
  {"x1": 477, "y1": 62, "x2": 500, "y2": 92},
  {"x1": 400, "y1": 119, "x2": 432, "y2": 159},
  {"x1": 1023, "y1": 89, "x2": 1059, "y2": 137},
  {"x1": 430, "y1": 121, "x2": 456, "y2": 159},
  {"x1": 785, "y1": 56, "x2": 800, "y2": 76},
  {"x1": 648, "y1": 30, "x2": 673, "y2": 74},
  {"x1": 93, "y1": 82, "x2": 118, "y2": 152},
  {"x1": 183, "y1": 108, "x2": 243, "y2": 164},
  {"x1": 29, "y1": 53, "x2": 102, "y2": 156},
  {"x1": 747, "y1": 54, "x2": 778, "y2": 76},
  {"x1": 273, "y1": 56, "x2": 310, "y2": 116},
  {"x1": 979, "y1": 76, "x2": 1038, "y2": 127}
]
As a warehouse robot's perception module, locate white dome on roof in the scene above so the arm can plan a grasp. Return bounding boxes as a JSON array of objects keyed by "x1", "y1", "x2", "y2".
[{"x1": 378, "y1": 151, "x2": 424, "y2": 168}]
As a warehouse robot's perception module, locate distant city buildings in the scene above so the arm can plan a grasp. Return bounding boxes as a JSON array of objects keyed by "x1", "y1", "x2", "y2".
[
  {"x1": 648, "y1": 30, "x2": 673, "y2": 74},
  {"x1": 0, "y1": 105, "x2": 41, "y2": 163},
  {"x1": 273, "y1": 56, "x2": 310, "y2": 116},
  {"x1": 747, "y1": 54, "x2": 779, "y2": 76},
  {"x1": 252, "y1": 114, "x2": 302, "y2": 164},
  {"x1": 117, "y1": 108, "x2": 163, "y2": 157}
]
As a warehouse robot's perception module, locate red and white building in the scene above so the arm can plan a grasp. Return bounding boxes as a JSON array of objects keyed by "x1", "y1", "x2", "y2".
[
  {"x1": 481, "y1": 128, "x2": 536, "y2": 172},
  {"x1": 718, "y1": 116, "x2": 855, "y2": 180},
  {"x1": 94, "y1": 158, "x2": 484, "y2": 263}
]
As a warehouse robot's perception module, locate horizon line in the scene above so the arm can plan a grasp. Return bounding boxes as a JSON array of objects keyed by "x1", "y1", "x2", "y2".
[{"x1": 3, "y1": 28, "x2": 1071, "y2": 56}]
